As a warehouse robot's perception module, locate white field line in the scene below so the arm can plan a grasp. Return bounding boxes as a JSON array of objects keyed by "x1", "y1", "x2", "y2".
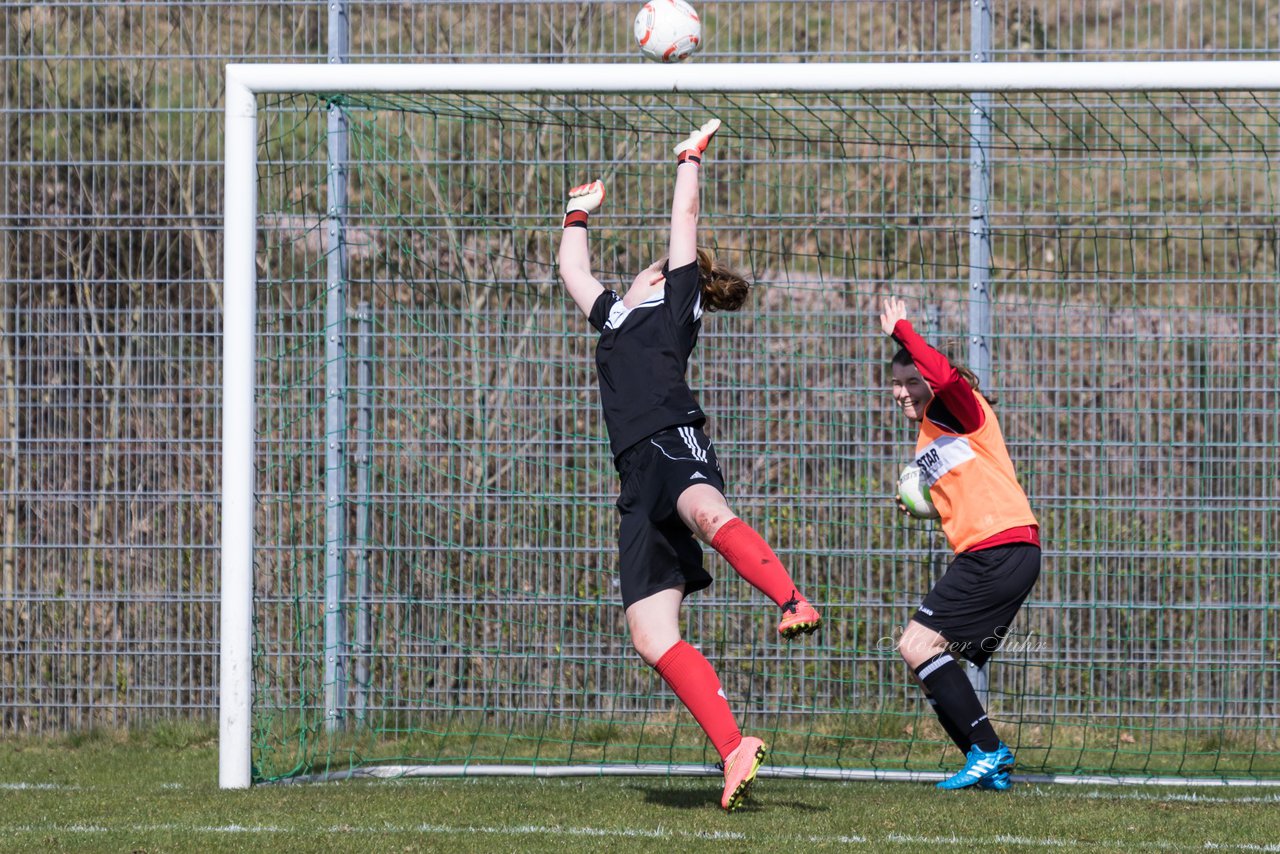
[
  {"x1": 0, "y1": 823, "x2": 745, "y2": 841},
  {"x1": 0, "y1": 783, "x2": 75, "y2": 790},
  {"x1": 1011, "y1": 786, "x2": 1280, "y2": 806},
  {"x1": 2, "y1": 822, "x2": 1278, "y2": 850}
]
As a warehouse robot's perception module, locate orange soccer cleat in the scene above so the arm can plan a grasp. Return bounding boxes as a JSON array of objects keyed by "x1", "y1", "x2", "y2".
[
  {"x1": 720, "y1": 736, "x2": 767, "y2": 811},
  {"x1": 777, "y1": 594, "x2": 822, "y2": 639}
]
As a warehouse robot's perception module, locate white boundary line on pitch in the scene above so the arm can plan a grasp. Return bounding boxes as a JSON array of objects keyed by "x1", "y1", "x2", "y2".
[
  {"x1": 0, "y1": 783, "x2": 75, "y2": 790},
  {"x1": 0, "y1": 824, "x2": 752, "y2": 842},
  {"x1": 1013, "y1": 787, "x2": 1280, "y2": 805},
  {"x1": 3, "y1": 822, "x2": 1280, "y2": 850}
]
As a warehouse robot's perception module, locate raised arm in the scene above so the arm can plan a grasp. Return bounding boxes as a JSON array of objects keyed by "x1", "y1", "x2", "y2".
[
  {"x1": 667, "y1": 118, "x2": 720, "y2": 270},
  {"x1": 558, "y1": 180, "x2": 607, "y2": 318},
  {"x1": 879, "y1": 296, "x2": 985, "y2": 432}
]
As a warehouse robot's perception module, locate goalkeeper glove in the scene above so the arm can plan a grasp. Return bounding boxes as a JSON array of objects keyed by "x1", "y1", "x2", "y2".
[
  {"x1": 563, "y1": 179, "x2": 605, "y2": 228},
  {"x1": 673, "y1": 118, "x2": 721, "y2": 165}
]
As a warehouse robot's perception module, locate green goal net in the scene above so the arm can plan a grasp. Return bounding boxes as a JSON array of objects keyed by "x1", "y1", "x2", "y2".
[{"x1": 243, "y1": 82, "x2": 1280, "y2": 784}]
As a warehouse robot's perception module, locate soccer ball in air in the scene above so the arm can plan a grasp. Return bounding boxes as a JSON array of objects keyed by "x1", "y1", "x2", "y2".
[
  {"x1": 634, "y1": 0, "x2": 702, "y2": 63},
  {"x1": 897, "y1": 463, "x2": 940, "y2": 520}
]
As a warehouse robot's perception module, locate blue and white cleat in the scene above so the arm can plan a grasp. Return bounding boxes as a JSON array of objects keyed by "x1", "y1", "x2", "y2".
[
  {"x1": 977, "y1": 767, "x2": 1012, "y2": 791},
  {"x1": 937, "y1": 742, "x2": 1014, "y2": 790}
]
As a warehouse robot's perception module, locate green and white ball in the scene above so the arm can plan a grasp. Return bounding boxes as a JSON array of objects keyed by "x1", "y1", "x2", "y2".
[{"x1": 897, "y1": 463, "x2": 940, "y2": 519}]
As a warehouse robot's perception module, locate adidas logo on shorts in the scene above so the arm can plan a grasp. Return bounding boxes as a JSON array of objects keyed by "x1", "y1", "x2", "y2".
[{"x1": 689, "y1": 471, "x2": 707, "y2": 481}]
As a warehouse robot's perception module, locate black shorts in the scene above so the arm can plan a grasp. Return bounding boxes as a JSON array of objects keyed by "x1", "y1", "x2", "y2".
[
  {"x1": 913, "y1": 543, "x2": 1041, "y2": 668},
  {"x1": 614, "y1": 425, "x2": 726, "y2": 609}
]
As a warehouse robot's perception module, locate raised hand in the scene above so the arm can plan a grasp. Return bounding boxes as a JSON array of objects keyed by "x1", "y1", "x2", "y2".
[
  {"x1": 673, "y1": 118, "x2": 721, "y2": 158},
  {"x1": 563, "y1": 179, "x2": 605, "y2": 229},
  {"x1": 880, "y1": 296, "x2": 908, "y2": 336},
  {"x1": 565, "y1": 179, "x2": 605, "y2": 215}
]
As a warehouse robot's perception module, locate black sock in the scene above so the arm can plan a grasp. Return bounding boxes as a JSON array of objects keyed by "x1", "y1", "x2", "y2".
[
  {"x1": 926, "y1": 696, "x2": 971, "y2": 756},
  {"x1": 914, "y1": 652, "x2": 999, "y2": 752}
]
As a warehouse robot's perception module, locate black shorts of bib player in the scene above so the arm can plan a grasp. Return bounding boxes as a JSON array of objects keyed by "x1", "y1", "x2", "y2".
[{"x1": 914, "y1": 543, "x2": 1041, "y2": 668}]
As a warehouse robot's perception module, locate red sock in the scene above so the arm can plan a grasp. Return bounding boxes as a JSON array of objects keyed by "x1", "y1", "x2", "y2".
[
  {"x1": 654, "y1": 640, "x2": 742, "y2": 762},
  {"x1": 710, "y1": 517, "x2": 802, "y2": 609}
]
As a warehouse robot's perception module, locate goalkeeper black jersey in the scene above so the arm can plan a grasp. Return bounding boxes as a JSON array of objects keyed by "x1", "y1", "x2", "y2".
[{"x1": 588, "y1": 259, "x2": 707, "y2": 461}]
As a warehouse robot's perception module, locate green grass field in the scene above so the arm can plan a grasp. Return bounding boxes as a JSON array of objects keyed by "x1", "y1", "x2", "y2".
[{"x1": 2, "y1": 724, "x2": 1279, "y2": 853}]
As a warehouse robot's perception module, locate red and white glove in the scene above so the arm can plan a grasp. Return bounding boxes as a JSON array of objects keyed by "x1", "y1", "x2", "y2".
[
  {"x1": 563, "y1": 179, "x2": 605, "y2": 228},
  {"x1": 673, "y1": 118, "x2": 721, "y2": 165}
]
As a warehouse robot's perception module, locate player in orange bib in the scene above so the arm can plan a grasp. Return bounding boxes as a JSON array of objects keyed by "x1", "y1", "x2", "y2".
[{"x1": 880, "y1": 296, "x2": 1041, "y2": 791}]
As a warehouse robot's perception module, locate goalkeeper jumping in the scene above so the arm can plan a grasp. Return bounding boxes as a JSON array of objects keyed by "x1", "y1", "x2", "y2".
[{"x1": 557, "y1": 118, "x2": 821, "y2": 811}]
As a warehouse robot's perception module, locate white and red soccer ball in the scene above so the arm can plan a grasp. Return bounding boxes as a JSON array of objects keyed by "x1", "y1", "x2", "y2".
[{"x1": 634, "y1": 0, "x2": 703, "y2": 63}]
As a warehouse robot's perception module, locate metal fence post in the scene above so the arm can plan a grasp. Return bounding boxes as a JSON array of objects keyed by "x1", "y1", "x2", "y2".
[
  {"x1": 352, "y1": 302, "x2": 372, "y2": 724},
  {"x1": 967, "y1": 0, "x2": 993, "y2": 708},
  {"x1": 322, "y1": 0, "x2": 352, "y2": 732}
]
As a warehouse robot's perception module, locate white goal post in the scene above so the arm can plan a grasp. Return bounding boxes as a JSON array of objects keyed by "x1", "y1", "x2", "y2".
[{"x1": 220, "y1": 60, "x2": 1280, "y2": 789}]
